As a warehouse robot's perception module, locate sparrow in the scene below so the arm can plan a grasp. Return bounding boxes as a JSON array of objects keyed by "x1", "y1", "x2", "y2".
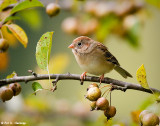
[{"x1": 68, "y1": 36, "x2": 132, "y2": 83}]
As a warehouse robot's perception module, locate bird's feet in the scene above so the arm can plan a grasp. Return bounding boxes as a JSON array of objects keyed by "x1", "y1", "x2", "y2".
[
  {"x1": 99, "y1": 74, "x2": 104, "y2": 85},
  {"x1": 80, "y1": 72, "x2": 87, "y2": 85}
]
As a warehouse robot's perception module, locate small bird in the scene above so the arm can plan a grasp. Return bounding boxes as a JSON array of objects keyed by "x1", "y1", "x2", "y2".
[{"x1": 68, "y1": 36, "x2": 132, "y2": 83}]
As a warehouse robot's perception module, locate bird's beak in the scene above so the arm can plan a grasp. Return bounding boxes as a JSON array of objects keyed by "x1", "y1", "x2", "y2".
[{"x1": 68, "y1": 44, "x2": 74, "y2": 48}]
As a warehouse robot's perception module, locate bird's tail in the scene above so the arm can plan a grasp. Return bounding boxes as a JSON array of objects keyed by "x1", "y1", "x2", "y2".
[{"x1": 114, "y1": 65, "x2": 132, "y2": 78}]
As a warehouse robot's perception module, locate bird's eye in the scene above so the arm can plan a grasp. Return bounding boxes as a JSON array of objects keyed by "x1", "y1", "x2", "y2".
[{"x1": 78, "y1": 42, "x2": 82, "y2": 46}]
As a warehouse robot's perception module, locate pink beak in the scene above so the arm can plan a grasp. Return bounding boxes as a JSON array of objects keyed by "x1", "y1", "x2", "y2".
[{"x1": 68, "y1": 44, "x2": 74, "y2": 48}]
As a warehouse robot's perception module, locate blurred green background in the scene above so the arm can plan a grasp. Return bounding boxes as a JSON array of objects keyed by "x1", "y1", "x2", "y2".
[{"x1": 0, "y1": 0, "x2": 160, "y2": 125}]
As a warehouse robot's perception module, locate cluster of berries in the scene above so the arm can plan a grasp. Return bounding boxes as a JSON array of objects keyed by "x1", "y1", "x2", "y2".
[
  {"x1": 0, "y1": 83, "x2": 21, "y2": 102},
  {"x1": 85, "y1": 83, "x2": 116, "y2": 120}
]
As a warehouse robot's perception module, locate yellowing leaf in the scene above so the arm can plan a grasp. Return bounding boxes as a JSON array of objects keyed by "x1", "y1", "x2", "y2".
[
  {"x1": 6, "y1": 71, "x2": 17, "y2": 79},
  {"x1": 36, "y1": 32, "x2": 53, "y2": 71},
  {"x1": 0, "y1": 9, "x2": 12, "y2": 21},
  {"x1": 136, "y1": 64, "x2": 149, "y2": 89},
  {"x1": 1, "y1": 25, "x2": 18, "y2": 47},
  {"x1": 0, "y1": 0, "x2": 17, "y2": 12},
  {"x1": 131, "y1": 110, "x2": 141, "y2": 123},
  {"x1": 6, "y1": 24, "x2": 28, "y2": 48},
  {"x1": 25, "y1": 96, "x2": 50, "y2": 112}
]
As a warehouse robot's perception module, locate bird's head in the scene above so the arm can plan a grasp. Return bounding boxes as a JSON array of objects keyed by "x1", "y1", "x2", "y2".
[{"x1": 68, "y1": 36, "x2": 95, "y2": 54}]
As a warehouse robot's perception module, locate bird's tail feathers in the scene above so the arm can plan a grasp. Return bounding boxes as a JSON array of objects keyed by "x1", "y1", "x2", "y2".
[{"x1": 114, "y1": 65, "x2": 132, "y2": 78}]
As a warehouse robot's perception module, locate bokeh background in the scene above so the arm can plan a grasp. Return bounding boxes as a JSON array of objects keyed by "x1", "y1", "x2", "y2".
[{"x1": 0, "y1": 0, "x2": 160, "y2": 125}]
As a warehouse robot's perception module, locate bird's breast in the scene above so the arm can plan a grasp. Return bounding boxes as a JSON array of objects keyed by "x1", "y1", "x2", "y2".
[{"x1": 73, "y1": 51, "x2": 114, "y2": 75}]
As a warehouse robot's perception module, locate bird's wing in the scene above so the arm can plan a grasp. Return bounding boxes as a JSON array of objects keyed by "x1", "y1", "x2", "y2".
[
  {"x1": 96, "y1": 43, "x2": 120, "y2": 66},
  {"x1": 96, "y1": 42, "x2": 132, "y2": 78}
]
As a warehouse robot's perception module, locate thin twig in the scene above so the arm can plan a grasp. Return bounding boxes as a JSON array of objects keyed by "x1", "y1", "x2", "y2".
[{"x1": 0, "y1": 73, "x2": 160, "y2": 94}]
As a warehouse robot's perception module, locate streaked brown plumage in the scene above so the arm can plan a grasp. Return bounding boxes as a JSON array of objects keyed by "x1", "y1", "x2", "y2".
[{"x1": 68, "y1": 36, "x2": 132, "y2": 80}]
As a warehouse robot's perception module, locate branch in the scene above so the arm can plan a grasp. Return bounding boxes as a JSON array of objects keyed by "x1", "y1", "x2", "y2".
[{"x1": 0, "y1": 73, "x2": 159, "y2": 94}]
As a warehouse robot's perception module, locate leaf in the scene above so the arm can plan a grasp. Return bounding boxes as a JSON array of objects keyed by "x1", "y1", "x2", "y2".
[
  {"x1": 18, "y1": 9, "x2": 42, "y2": 30},
  {"x1": 6, "y1": 24, "x2": 28, "y2": 48},
  {"x1": 36, "y1": 32, "x2": 53, "y2": 71},
  {"x1": 136, "y1": 64, "x2": 149, "y2": 89},
  {"x1": 145, "y1": 0, "x2": 160, "y2": 9},
  {"x1": 131, "y1": 110, "x2": 141, "y2": 124},
  {"x1": 6, "y1": 71, "x2": 17, "y2": 79},
  {"x1": 0, "y1": 8, "x2": 12, "y2": 21},
  {"x1": 4, "y1": 16, "x2": 20, "y2": 23},
  {"x1": 10, "y1": 0, "x2": 44, "y2": 14},
  {"x1": 0, "y1": 52, "x2": 9, "y2": 71},
  {"x1": 139, "y1": 96, "x2": 155, "y2": 110},
  {"x1": 25, "y1": 96, "x2": 50, "y2": 111},
  {"x1": 0, "y1": 0, "x2": 17, "y2": 12},
  {"x1": 1, "y1": 25, "x2": 18, "y2": 47},
  {"x1": 96, "y1": 15, "x2": 119, "y2": 42},
  {"x1": 125, "y1": 23, "x2": 140, "y2": 48},
  {"x1": 32, "y1": 82, "x2": 43, "y2": 93}
]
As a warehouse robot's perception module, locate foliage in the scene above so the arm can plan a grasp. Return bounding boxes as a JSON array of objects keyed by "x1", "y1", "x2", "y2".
[{"x1": 0, "y1": 0, "x2": 160, "y2": 125}]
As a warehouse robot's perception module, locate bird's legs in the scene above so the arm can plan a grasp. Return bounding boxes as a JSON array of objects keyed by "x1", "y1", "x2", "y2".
[
  {"x1": 80, "y1": 72, "x2": 87, "y2": 82},
  {"x1": 99, "y1": 74, "x2": 104, "y2": 85}
]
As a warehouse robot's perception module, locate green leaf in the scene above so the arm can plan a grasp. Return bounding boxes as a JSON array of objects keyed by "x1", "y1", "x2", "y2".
[
  {"x1": 96, "y1": 15, "x2": 119, "y2": 42},
  {"x1": 32, "y1": 82, "x2": 43, "y2": 93},
  {"x1": 18, "y1": 9, "x2": 42, "y2": 30},
  {"x1": 145, "y1": 0, "x2": 160, "y2": 9},
  {"x1": 10, "y1": 0, "x2": 44, "y2": 14},
  {"x1": 125, "y1": 22, "x2": 140, "y2": 48},
  {"x1": 6, "y1": 71, "x2": 17, "y2": 79},
  {"x1": 139, "y1": 96, "x2": 154, "y2": 110},
  {"x1": 0, "y1": 0, "x2": 17, "y2": 12},
  {"x1": 36, "y1": 32, "x2": 54, "y2": 71},
  {"x1": 4, "y1": 16, "x2": 20, "y2": 23}
]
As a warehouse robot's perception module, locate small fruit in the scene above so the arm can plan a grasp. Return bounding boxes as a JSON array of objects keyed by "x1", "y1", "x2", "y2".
[
  {"x1": 77, "y1": 23, "x2": 90, "y2": 36},
  {"x1": 61, "y1": 17, "x2": 78, "y2": 34},
  {"x1": 141, "y1": 113, "x2": 159, "y2": 126},
  {"x1": 46, "y1": 3, "x2": 60, "y2": 17},
  {"x1": 87, "y1": 83, "x2": 99, "y2": 91},
  {"x1": 84, "y1": 1, "x2": 97, "y2": 15},
  {"x1": 94, "y1": 2, "x2": 114, "y2": 17},
  {"x1": 96, "y1": 97, "x2": 109, "y2": 110},
  {"x1": 104, "y1": 106, "x2": 116, "y2": 119},
  {"x1": 9, "y1": 83, "x2": 21, "y2": 96},
  {"x1": 123, "y1": 15, "x2": 138, "y2": 30},
  {"x1": 0, "y1": 86, "x2": 13, "y2": 102},
  {"x1": 85, "y1": 87, "x2": 101, "y2": 101},
  {"x1": 139, "y1": 110, "x2": 151, "y2": 123},
  {"x1": 90, "y1": 101, "x2": 96, "y2": 111},
  {"x1": 0, "y1": 38, "x2": 9, "y2": 52}
]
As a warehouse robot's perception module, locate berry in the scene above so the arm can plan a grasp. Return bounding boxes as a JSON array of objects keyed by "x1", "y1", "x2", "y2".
[
  {"x1": 142, "y1": 113, "x2": 159, "y2": 126},
  {"x1": 0, "y1": 38, "x2": 9, "y2": 52},
  {"x1": 61, "y1": 17, "x2": 78, "y2": 34},
  {"x1": 0, "y1": 86, "x2": 13, "y2": 102},
  {"x1": 90, "y1": 101, "x2": 96, "y2": 111},
  {"x1": 139, "y1": 110, "x2": 151, "y2": 123},
  {"x1": 87, "y1": 83, "x2": 99, "y2": 91},
  {"x1": 96, "y1": 97, "x2": 109, "y2": 110},
  {"x1": 85, "y1": 87, "x2": 101, "y2": 101},
  {"x1": 104, "y1": 106, "x2": 116, "y2": 119},
  {"x1": 9, "y1": 83, "x2": 21, "y2": 96},
  {"x1": 46, "y1": 3, "x2": 60, "y2": 17}
]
